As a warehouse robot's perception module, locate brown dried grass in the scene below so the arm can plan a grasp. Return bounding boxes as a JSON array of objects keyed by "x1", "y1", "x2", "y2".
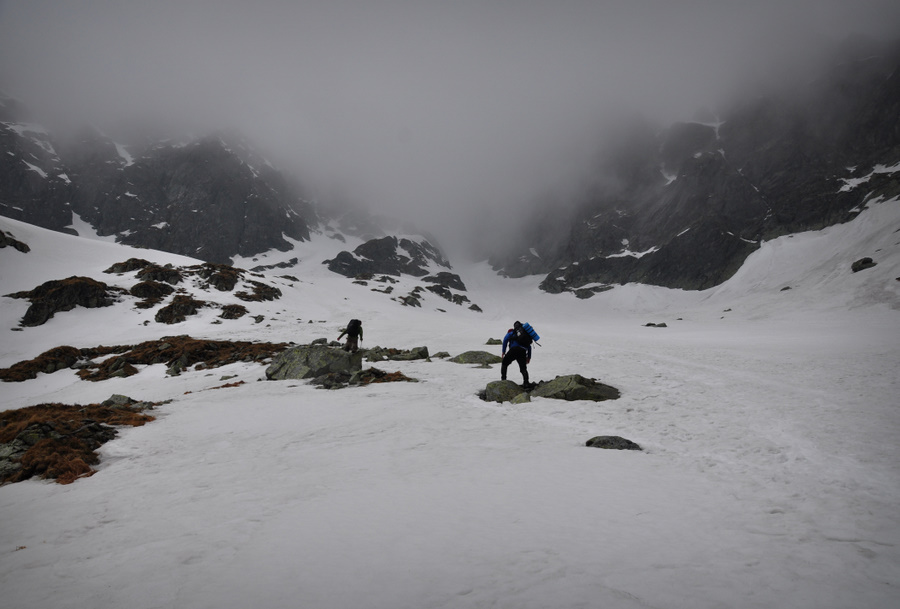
[
  {"x1": 1, "y1": 402, "x2": 156, "y2": 485},
  {"x1": 2, "y1": 337, "x2": 289, "y2": 383}
]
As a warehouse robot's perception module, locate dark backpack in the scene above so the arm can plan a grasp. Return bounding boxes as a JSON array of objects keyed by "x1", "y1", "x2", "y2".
[
  {"x1": 346, "y1": 318, "x2": 362, "y2": 337},
  {"x1": 512, "y1": 321, "x2": 533, "y2": 347}
]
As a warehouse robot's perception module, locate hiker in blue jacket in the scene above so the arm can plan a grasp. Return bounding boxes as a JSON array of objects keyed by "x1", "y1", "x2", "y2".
[{"x1": 501, "y1": 321, "x2": 532, "y2": 389}]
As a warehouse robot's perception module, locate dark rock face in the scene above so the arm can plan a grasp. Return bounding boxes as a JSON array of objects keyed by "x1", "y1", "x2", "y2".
[
  {"x1": 325, "y1": 236, "x2": 451, "y2": 278},
  {"x1": 0, "y1": 98, "x2": 75, "y2": 233},
  {"x1": 6, "y1": 276, "x2": 124, "y2": 327},
  {"x1": 0, "y1": 112, "x2": 315, "y2": 264},
  {"x1": 423, "y1": 272, "x2": 467, "y2": 291},
  {"x1": 489, "y1": 40, "x2": 900, "y2": 292},
  {"x1": 65, "y1": 135, "x2": 313, "y2": 264}
]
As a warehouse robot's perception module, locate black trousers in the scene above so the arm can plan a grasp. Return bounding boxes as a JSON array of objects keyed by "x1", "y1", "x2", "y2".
[
  {"x1": 501, "y1": 347, "x2": 529, "y2": 384},
  {"x1": 343, "y1": 336, "x2": 359, "y2": 353}
]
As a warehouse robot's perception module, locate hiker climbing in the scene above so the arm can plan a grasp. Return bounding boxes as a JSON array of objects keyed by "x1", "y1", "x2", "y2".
[
  {"x1": 338, "y1": 318, "x2": 363, "y2": 353},
  {"x1": 501, "y1": 321, "x2": 539, "y2": 389}
]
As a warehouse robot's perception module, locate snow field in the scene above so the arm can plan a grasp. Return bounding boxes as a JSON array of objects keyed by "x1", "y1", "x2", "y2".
[{"x1": 1, "y1": 199, "x2": 899, "y2": 608}]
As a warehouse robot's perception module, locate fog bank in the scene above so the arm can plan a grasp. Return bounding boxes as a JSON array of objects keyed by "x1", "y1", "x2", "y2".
[{"x1": 1, "y1": 0, "x2": 897, "y2": 252}]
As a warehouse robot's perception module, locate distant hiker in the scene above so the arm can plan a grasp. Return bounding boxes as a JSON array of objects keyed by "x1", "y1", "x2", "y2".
[
  {"x1": 338, "y1": 318, "x2": 363, "y2": 353},
  {"x1": 501, "y1": 320, "x2": 537, "y2": 389}
]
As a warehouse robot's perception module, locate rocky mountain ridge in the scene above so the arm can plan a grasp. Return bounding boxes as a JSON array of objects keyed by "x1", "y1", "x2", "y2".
[
  {"x1": 489, "y1": 37, "x2": 900, "y2": 293},
  {"x1": 0, "y1": 98, "x2": 314, "y2": 265},
  {"x1": 3, "y1": 37, "x2": 899, "y2": 293}
]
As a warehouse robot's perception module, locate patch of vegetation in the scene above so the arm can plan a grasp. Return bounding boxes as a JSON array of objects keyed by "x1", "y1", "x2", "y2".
[
  {"x1": 0, "y1": 346, "x2": 82, "y2": 381},
  {"x1": 192, "y1": 263, "x2": 241, "y2": 291},
  {"x1": 219, "y1": 304, "x2": 249, "y2": 319},
  {"x1": 155, "y1": 294, "x2": 209, "y2": 324},
  {"x1": 0, "y1": 401, "x2": 156, "y2": 485},
  {"x1": 5, "y1": 276, "x2": 127, "y2": 326},
  {"x1": 1, "y1": 336, "x2": 289, "y2": 383},
  {"x1": 136, "y1": 264, "x2": 184, "y2": 285},
  {"x1": 104, "y1": 258, "x2": 153, "y2": 274},
  {"x1": 130, "y1": 280, "x2": 176, "y2": 309},
  {"x1": 235, "y1": 280, "x2": 282, "y2": 302}
]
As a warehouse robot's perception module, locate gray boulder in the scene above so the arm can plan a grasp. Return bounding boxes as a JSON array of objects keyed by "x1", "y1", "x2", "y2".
[
  {"x1": 266, "y1": 345, "x2": 362, "y2": 380},
  {"x1": 510, "y1": 391, "x2": 531, "y2": 404},
  {"x1": 586, "y1": 436, "x2": 642, "y2": 451},
  {"x1": 482, "y1": 380, "x2": 527, "y2": 403},
  {"x1": 365, "y1": 346, "x2": 429, "y2": 362},
  {"x1": 480, "y1": 374, "x2": 621, "y2": 404},
  {"x1": 449, "y1": 350, "x2": 502, "y2": 365},
  {"x1": 532, "y1": 375, "x2": 620, "y2": 401},
  {"x1": 851, "y1": 257, "x2": 877, "y2": 272}
]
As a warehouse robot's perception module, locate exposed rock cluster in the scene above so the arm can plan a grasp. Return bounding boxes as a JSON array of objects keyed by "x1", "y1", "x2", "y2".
[
  {"x1": 0, "y1": 336, "x2": 288, "y2": 382},
  {"x1": 479, "y1": 375, "x2": 621, "y2": 404},
  {"x1": 0, "y1": 396, "x2": 158, "y2": 485}
]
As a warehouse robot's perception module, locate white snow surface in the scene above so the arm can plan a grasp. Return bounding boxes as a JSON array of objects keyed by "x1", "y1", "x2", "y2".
[{"x1": 1, "y1": 199, "x2": 899, "y2": 609}]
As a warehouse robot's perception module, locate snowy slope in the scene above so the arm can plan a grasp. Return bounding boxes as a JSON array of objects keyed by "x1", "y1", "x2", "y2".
[{"x1": 1, "y1": 199, "x2": 899, "y2": 609}]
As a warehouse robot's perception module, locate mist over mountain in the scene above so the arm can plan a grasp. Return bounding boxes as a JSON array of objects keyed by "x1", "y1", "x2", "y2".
[
  {"x1": 1, "y1": 2, "x2": 899, "y2": 289},
  {"x1": 488, "y1": 36, "x2": 900, "y2": 291}
]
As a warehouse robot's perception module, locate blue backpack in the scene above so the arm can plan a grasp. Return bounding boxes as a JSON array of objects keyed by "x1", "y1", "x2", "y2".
[{"x1": 512, "y1": 321, "x2": 540, "y2": 346}]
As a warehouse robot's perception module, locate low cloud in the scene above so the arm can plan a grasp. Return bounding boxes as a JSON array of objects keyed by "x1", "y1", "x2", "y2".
[{"x1": 2, "y1": 0, "x2": 897, "y2": 253}]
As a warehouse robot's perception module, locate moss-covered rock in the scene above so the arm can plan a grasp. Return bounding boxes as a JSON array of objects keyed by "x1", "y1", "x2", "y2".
[
  {"x1": 482, "y1": 380, "x2": 527, "y2": 403},
  {"x1": 586, "y1": 436, "x2": 642, "y2": 450},
  {"x1": 449, "y1": 350, "x2": 502, "y2": 365},
  {"x1": 531, "y1": 375, "x2": 620, "y2": 402},
  {"x1": 479, "y1": 374, "x2": 621, "y2": 404},
  {"x1": 266, "y1": 345, "x2": 362, "y2": 380}
]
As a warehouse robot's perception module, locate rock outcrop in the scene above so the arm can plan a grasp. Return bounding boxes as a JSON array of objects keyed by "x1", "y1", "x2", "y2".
[
  {"x1": 0, "y1": 116, "x2": 314, "y2": 264},
  {"x1": 531, "y1": 375, "x2": 621, "y2": 401},
  {"x1": 311, "y1": 367, "x2": 418, "y2": 390},
  {"x1": 266, "y1": 345, "x2": 363, "y2": 380},
  {"x1": 480, "y1": 374, "x2": 621, "y2": 403},
  {"x1": 851, "y1": 257, "x2": 877, "y2": 272},
  {"x1": 585, "y1": 436, "x2": 642, "y2": 450},
  {"x1": 487, "y1": 39, "x2": 900, "y2": 292},
  {"x1": 365, "y1": 346, "x2": 430, "y2": 362},
  {"x1": 0, "y1": 397, "x2": 158, "y2": 485},
  {"x1": 0, "y1": 336, "x2": 288, "y2": 382},
  {"x1": 450, "y1": 351, "x2": 502, "y2": 365},
  {"x1": 482, "y1": 380, "x2": 529, "y2": 403},
  {"x1": 324, "y1": 236, "x2": 450, "y2": 278},
  {"x1": 6, "y1": 276, "x2": 126, "y2": 327},
  {"x1": 0, "y1": 229, "x2": 30, "y2": 253}
]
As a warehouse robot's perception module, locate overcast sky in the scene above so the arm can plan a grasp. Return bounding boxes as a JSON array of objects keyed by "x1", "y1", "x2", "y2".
[{"x1": 1, "y1": 0, "x2": 897, "y2": 247}]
